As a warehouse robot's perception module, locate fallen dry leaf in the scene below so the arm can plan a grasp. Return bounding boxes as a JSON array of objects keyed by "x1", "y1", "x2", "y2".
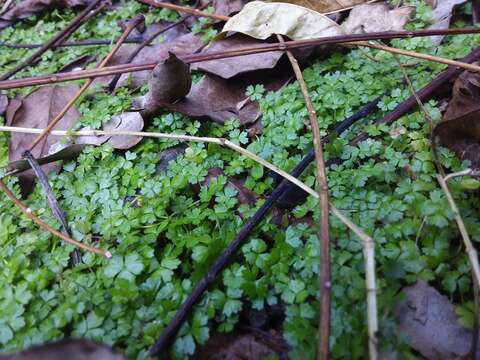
[
  {"x1": 58, "y1": 54, "x2": 96, "y2": 73},
  {"x1": 192, "y1": 34, "x2": 284, "y2": 79},
  {"x1": 103, "y1": 112, "x2": 144, "y2": 149},
  {"x1": 427, "y1": 0, "x2": 467, "y2": 44},
  {"x1": 169, "y1": 68, "x2": 290, "y2": 125},
  {"x1": 0, "y1": 338, "x2": 125, "y2": 360},
  {"x1": 6, "y1": 85, "x2": 80, "y2": 192},
  {"x1": 109, "y1": 33, "x2": 203, "y2": 90},
  {"x1": 341, "y1": 3, "x2": 412, "y2": 34},
  {"x1": 219, "y1": 1, "x2": 344, "y2": 40},
  {"x1": 394, "y1": 281, "x2": 474, "y2": 359},
  {"x1": 0, "y1": 94, "x2": 8, "y2": 116},
  {"x1": 434, "y1": 71, "x2": 480, "y2": 168},
  {"x1": 0, "y1": 0, "x2": 93, "y2": 30},
  {"x1": 267, "y1": 0, "x2": 367, "y2": 14},
  {"x1": 135, "y1": 53, "x2": 191, "y2": 117}
]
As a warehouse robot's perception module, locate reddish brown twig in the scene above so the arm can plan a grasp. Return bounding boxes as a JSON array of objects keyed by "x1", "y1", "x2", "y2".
[
  {"x1": 0, "y1": 178, "x2": 111, "y2": 258},
  {"x1": 27, "y1": 15, "x2": 145, "y2": 151},
  {"x1": 0, "y1": 0, "x2": 106, "y2": 80},
  {"x1": 137, "y1": 0, "x2": 229, "y2": 21},
  {"x1": 0, "y1": 38, "x2": 145, "y2": 49},
  {"x1": 2, "y1": 27, "x2": 480, "y2": 90},
  {"x1": 276, "y1": 34, "x2": 331, "y2": 360}
]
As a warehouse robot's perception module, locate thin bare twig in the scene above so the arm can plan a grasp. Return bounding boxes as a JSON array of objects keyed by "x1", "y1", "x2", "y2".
[
  {"x1": 0, "y1": 0, "x2": 106, "y2": 80},
  {"x1": 23, "y1": 150, "x2": 82, "y2": 265},
  {"x1": 2, "y1": 28, "x2": 480, "y2": 90},
  {"x1": 0, "y1": 178, "x2": 111, "y2": 258},
  {"x1": 0, "y1": 38, "x2": 145, "y2": 49},
  {"x1": 276, "y1": 33, "x2": 332, "y2": 360},
  {"x1": 26, "y1": 14, "x2": 145, "y2": 151}
]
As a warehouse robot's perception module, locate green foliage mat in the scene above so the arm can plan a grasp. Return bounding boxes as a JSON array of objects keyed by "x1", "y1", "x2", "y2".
[{"x1": 0, "y1": 1, "x2": 479, "y2": 359}]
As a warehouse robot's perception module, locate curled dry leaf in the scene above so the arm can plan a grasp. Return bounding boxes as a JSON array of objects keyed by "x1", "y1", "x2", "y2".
[
  {"x1": 191, "y1": 34, "x2": 284, "y2": 79},
  {"x1": 427, "y1": 0, "x2": 468, "y2": 45},
  {"x1": 107, "y1": 33, "x2": 203, "y2": 90},
  {"x1": 394, "y1": 281, "x2": 474, "y2": 359},
  {"x1": 433, "y1": 71, "x2": 480, "y2": 168},
  {"x1": 5, "y1": 85, "x2": 80, "y2": 192},
  {"x1": 0, "y1": 94, "x2": 8, "y2": 117},
  {"x1": 135, "y1": 52, "x2": 192, "y2": 117},
  {"x1": 169, "y1": 68, "x2": 290, "y2": 125},
  {"x1": 341, "y1": 3, "x2": 412, "y2": 34},
  {"x1": 219, "y1": 1, "x2": 344, "y2": 40},
  {"x1": 266, "y1": 0, "x2": 367, "y2": 14},
  {"x1": 0, "y1": 0, "x2": 93, "y2": 30}
]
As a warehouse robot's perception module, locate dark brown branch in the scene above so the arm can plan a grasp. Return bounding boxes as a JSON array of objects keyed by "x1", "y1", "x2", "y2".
[
  {"x1": 23, "y1": 150, "x2": 81, "y2": 265},
  {"x1": 0, "y1": 38, "x2": 145, "y2": 49},
  {"x1": 148, "y1": 96, "x2": 382, "y2": 357},
  {"x1": 1, "y1": 27, "x2": 480, "y2": 90},
  {"x1": 0, "y1": 0, "x2": 106, "y2": 80},
  {"x1": 137, "y1": 0, "x2": 229, "y2": 21}
]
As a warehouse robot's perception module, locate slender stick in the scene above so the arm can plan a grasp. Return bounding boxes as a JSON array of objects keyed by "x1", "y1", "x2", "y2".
[
  {"x1": 437, "y1": 174, "x2": 480, "y2": 286},
  {"x1": 26, "y1": 15, "x2": 145, "y2": 151},
  {"x1": 0, "y1": 178, "x2": 111, "y2": 258},
  {"x1": 147, "y1": 96, "x2": 380, "y2": 356},
  {"x1": 0, "y1": 38, "x2": 145, "y2": 49},
  {"x1": 2, "y1": 27, "x2": 480, "y2": 90},
  {"x1": 329, "y1": 207, "x2": 378, "y2": 360},
  {"x1": 276, "y1": 34, "x2": 332, "y2": 360},
  {"x1": 444, "y1": 168, "x2": 480, "y2": 182},
  {"x1": 23, "y1": 150, "x2": 82, "y2": 265},
  {"x1": 137, "y1": 0, "x2": 229, "y2": 21},
  {"x1": 0, "y1": 0, "x2": 105, "y2": 80}
]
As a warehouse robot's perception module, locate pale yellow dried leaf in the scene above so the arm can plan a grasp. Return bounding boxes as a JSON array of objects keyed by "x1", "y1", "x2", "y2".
[
  {"x1": 220, "y1": 1, "x2": 345, "y2": 40},
  {"x1": 341, "y1": 3, "x2": 412, "y2": 33}
]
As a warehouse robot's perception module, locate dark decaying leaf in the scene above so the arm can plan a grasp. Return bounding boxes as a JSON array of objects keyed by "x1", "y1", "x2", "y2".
[
  {"x1": 0, "y1": 94, "x2": 8, "y2": 116},
  {"x1": 0, "y1": 338, "x2": 125, "y2": 360},
  {"x1": 156, "y1": 145, "x2": 187, "y2": 174},
  {"x1": 135, "y1": 52, "x2": 192, "y2": 117},
  {"x1": 169, "y1": 68, "x2": 291, "y2": 125},
  {"x1": 194, "y1": 330, "x2": 289, "y2": 360},
  {"x1": 394, "y1": 281, "x2": 474, "y2": 359},
  {"x1": 0, "y1": 0, "x2": 93, "y2": 30},
  {"x1": 191, "y1": 34, "x2": 284, "y2": 79},
  {"x1": 434, "y1": 71, "x2": 480, "y2": 168},
  {"x1": 6, "y1": 85, "x2": 80, "y2": 192},
  {"x1": 106, "y1": 33, "x2": 203, "y2": 90}
]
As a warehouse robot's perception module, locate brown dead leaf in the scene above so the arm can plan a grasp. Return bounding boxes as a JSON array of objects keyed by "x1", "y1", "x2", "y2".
[
  {"x1": 341, "y1": 4, "x2": 412, "y2": 33},
  {"x1": 427, "y1": 0, "x2": 467, "y2": 44},
  {"x1": 0, "y1": 94, "x2": 8, "y2": 117},
  {"x1": 103, "y1": 112, "x2": 144, "y2": 149},
  {"x1": 194, "y1": 330, "x2": 289, "y2": 360},
  {"x1": 135, "y1": 53, "x2": 192, "y2": 117},
  {"x1": 58, "y1": 55, "x2": 96, "y2": 73},
  {"x1": 156, "y1": 145, "x2": 187, "y2": 174},
  {"x1": 6, "y1": 85, "x2": 80, "y2": 192},
  {"x1": 394, "y1": 281, "x2": 474, "y2": 359},
  {"x1": 434, "y1": 71, "x2": 480, "y2": 168},
  {"x1": 0, "y1": 0, "x2": 93, "y2": 30},
  {"x1": 0, "y1": 338, "x2": 125, "y2": 360},
  {"x1": 192, "y1": 34, "x2": 284, "y2": 79},
  {"x1": 268, "y1": 0, "x2": 367, "y2": 14},
  {"x1": 169, "y1": 68, "x2": 290, "y2": 125},
  {"x1": 109, "y1": 33, "x2": 203, "y2": 90}
]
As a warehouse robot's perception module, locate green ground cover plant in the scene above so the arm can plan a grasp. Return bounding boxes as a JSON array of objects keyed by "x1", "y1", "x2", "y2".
[{"x1": 0, "y1": 1, "x2": 479, "y2": 359}]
